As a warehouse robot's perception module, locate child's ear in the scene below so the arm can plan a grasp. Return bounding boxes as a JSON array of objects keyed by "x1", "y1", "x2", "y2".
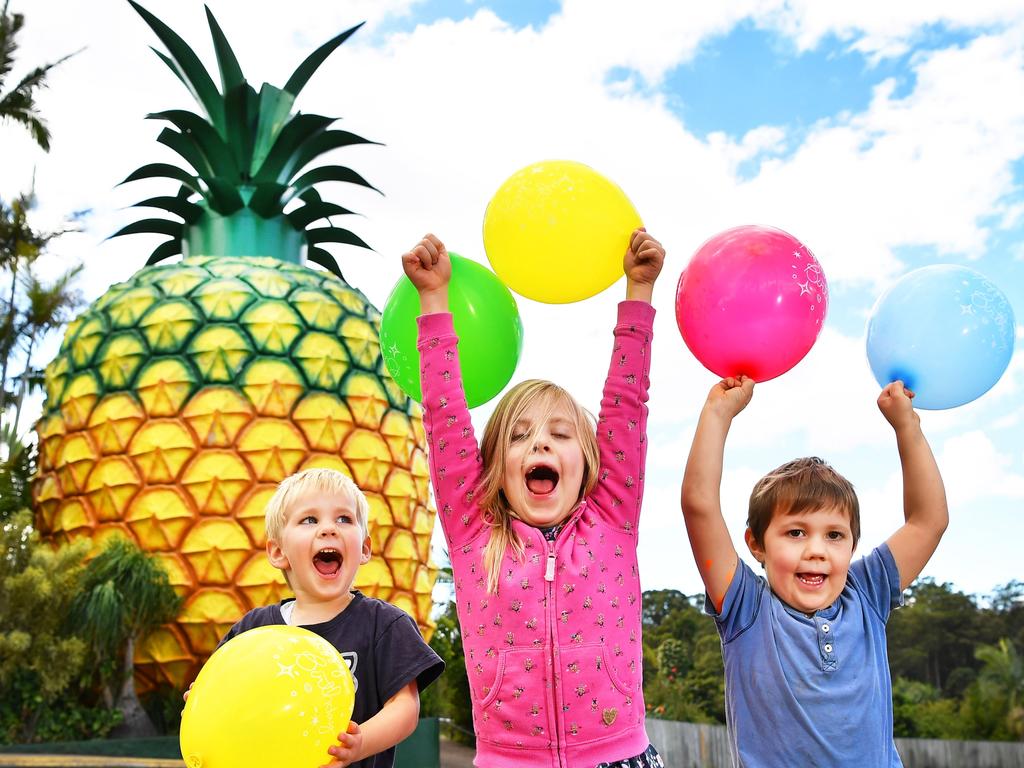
[
  {"x1": 267, "y1": 538, "x2": 290, "y2": 571},
  {"x1": 744, "y1": 528, "x2": 765, "y2": 567},
  {"x1": 360, "y1": 535, "x2": 372, "y2": 565}
]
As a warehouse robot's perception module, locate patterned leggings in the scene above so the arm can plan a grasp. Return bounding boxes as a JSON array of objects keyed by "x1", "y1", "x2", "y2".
[{"x1": 594, "y1": 743, "x2": 665, "y2": 768}]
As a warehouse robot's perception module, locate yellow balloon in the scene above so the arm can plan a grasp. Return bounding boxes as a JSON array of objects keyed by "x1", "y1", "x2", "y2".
[
  {"x1": 482, "y1": 160, "x2": 643, "y2": 304},
  {"x1": 180, "y1": 625, "x2": 355, "y2": 768}
]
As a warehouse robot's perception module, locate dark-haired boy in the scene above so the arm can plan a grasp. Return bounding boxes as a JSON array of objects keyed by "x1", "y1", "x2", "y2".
[{"x1": 680, "y1": 377, "x2": 948, "y2": 767}]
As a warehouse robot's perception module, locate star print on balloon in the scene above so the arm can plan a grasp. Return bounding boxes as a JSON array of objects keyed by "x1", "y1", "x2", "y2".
[
  {"x1": 380, "y1": 253, "x2": 523, "y2": 408},
  {"x1": 866, "y1": 265, "x2": 1015, "y2": 409},
  {"x1": 180, "y1": 625, "x2": 355, "y2": 768},
  {"x1": 675, "y1": 225, "x2": 829, "y2": 382}
]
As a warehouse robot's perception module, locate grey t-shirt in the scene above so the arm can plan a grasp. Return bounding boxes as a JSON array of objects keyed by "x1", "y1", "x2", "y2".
[{"x1": 705, "y1": 544, "x2": 904, "y2": 767}]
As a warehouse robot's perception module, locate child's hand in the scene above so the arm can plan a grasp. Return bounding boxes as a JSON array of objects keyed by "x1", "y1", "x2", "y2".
[
  {"x1": 323, "y1": 720, "x2": 362, "y2": 768},
  {"x1": 878, "y1": 380, "x2": 919, "y2": 431},
  {"x1": 624, "y1": 228, "x2": 665, "y2": 300},
  {"x1": 180, "y1": 682, "x2": 194, "y2": 716},
  {"x1": 401, "y1": 234, "x2": 451, "y2": 297},
  {"x1": 705, "y1": 376, "x2": 755, "y2": 419}
]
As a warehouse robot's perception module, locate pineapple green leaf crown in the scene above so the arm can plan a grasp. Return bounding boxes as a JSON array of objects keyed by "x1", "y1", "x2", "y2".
[{"x1": 112, "y1": 1, "x2": 381, "y2": 279}]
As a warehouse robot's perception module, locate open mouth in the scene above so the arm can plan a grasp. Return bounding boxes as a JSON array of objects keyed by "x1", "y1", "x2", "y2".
[
  {"x1": 313, "y1": 548, "x2": 342, "y2": 576},
  {"x1": 797, "y1": 573, "x2": 825, "y2": 587},
  {"x1": 525, "y1": 464, "x2": 559, "y2": 495}
]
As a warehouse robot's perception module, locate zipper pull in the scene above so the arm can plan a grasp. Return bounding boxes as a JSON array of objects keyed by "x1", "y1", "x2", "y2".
[{"x1": 545, "y1": 551, "x2": 556, "y2": 582}]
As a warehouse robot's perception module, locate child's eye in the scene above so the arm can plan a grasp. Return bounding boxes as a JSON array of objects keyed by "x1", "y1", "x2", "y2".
[
  {"x1": 552, "y1": 432, "x2": 571, "y2": 440},
  {"x1": 300, "y1": 515, "x2": 318, "y2": 525},
  {"x1": 337, "y1": 515, "x2": 353, "y2": 525},
  {"x1": 786, "y1": 529, "x2": 805, "y2": 538},
  {"x1": 826, "y1": 531, "x2": 845, "y2": 540},
  {"x1": 511, "y1": 432, "x2": 528, "y2": 442}
]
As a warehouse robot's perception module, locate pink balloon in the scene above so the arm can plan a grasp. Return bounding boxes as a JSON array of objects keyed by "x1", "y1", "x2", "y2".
[{"x1": 675, "y1": 225, "x2": 828, "y2": 382}]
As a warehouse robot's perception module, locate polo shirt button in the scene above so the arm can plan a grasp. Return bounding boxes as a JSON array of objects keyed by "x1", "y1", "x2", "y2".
[
  {"x1": 821, "y1": 624, "x2": 830, "y2": 633},
  {"x1": 824, "y1": 643, "x2": 833, "y2": 653}
]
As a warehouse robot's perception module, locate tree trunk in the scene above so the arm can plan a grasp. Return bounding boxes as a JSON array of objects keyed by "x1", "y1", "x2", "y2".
[
  {"x1": 0, "y1": 263, "x2": 19, "y2": 415},
  {"x1": 9, "y1": 334, "x2": 34, "y2": 440},
  {"x1": 19, "y1": 705, "x2": 42, "y2": 743},
  {"x1": 111, "y1": 635, "x2": 159, "y2": 738}
]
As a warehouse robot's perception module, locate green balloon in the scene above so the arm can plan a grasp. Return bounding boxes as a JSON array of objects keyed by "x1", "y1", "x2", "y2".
[{"x1": 380, "y1": 254, "x2": 524, "y2": 408}]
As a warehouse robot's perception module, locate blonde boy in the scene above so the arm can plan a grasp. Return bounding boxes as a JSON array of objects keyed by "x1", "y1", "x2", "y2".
[{"x1": 217, "y1": 469, "x2": 444, "y2": 768}]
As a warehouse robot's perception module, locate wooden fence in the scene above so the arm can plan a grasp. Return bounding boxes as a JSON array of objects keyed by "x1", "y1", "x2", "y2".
[{"x1": 645, "y1": 719, "x2": 1024, "y2": 768}]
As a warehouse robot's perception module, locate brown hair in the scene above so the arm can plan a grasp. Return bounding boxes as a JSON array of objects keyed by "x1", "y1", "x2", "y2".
[
  {"x1": 747, "y1": 457, "x2": 860, "y2": 548},
  {"x1": 477, "y1": 379, "x2": 601, "y2": 593}
]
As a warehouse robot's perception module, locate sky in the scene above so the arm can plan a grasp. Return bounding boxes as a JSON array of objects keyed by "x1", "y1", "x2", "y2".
[{"x1": 4, "y1": 0, "x2": 1023, "y2": 604}]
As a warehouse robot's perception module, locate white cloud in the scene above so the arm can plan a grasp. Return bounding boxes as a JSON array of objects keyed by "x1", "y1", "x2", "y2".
[
  {"x1": 768, "y1": 0, "x2": 1024, "y2": 59},
  {"x1": 939, "y1": 430, "x2": 1024, "y2": 506},
  {"x1": 4, "y1": 1, "x2": 1023, "y2": 597},
  {"x1": 853, "y1": 427, "x2": 1024, "y2": 595}
]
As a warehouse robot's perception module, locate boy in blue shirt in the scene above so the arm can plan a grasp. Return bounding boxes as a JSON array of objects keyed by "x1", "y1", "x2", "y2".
[{"x1": 681, "y1": 377, "x2": 948, "y2": 767}]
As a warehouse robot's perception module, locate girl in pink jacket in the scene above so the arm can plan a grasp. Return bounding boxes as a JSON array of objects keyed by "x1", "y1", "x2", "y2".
[{"x1": 403, "y1": 230, "x2": 664, "y2": 768}]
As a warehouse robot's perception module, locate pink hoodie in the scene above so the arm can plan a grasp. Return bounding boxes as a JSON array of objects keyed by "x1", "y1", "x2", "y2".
[{"x1": 418, "y1": 301, "x2": 654, "y2": 768}]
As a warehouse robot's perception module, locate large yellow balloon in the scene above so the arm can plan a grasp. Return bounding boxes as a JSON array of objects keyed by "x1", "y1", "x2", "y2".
[
  {"x1": 180, "y1": 625, "x2": 355, "y2": 768},
  {"x1": 483, "y1": 160, "x2": 643, "y2": 304}
]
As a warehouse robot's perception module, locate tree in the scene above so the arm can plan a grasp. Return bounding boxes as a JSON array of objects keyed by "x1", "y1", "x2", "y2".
[
  {"x1": 891, "y1": 677, "x2": 966, "y2": 739},
  {"x1": 988, "y1": 581, "x2": 1024, "y2": 649},
  {"x1": 0, "y1": 509, "x2": 93, "y2": 741},
  {"x1": 0, "y1": 1, "x2": 77, "y2": 151},
  {"x1": 66, "y1": 538, "x2": 182, "y2": 738},
  {"x1": 887, "y1": 578, "x2": 983, "y2": 690},
  {"x1": 657, "y1": 637, "x2": 691, "y2": 680},
  {"x1": 0, "y1": 424, "x2": 32, "y2": 518},
  {"x1": 0, "y1": 189, "x2": 81, "y2": 479},
  {"x1": 642, "y1": 588, "x2": 706, "y2": 650},
  {"x1": 976, "y1": 639, "x2": 1024, "y2": 740},
  {"x1": 640, "y1": 589, "x2": 725, "y2": 724},
  {"x1": 419, "y1": 567, "x2": 474, "y2": 746},
  {"x1": 6, "y1": 263, "x2": 82, "y2": 438}
]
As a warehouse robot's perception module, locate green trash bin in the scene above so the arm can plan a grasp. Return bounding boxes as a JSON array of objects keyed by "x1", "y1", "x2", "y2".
[{"x1": 395, "y1": 716, "x2": 440, "y2": 768}]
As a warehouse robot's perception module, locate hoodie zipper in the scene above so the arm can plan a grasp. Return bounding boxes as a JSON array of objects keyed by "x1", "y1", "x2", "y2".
[
  {"x1": 540, "y1": 505, "x2": 585, "y2": 768},
  {"x1": 544, "y1": 534, "x2": 566, "y2": 768}
]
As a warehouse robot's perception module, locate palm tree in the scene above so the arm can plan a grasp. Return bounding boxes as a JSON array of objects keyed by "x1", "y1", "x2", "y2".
[
  {"x1": 67, "y1": 538, "x2": 182, "y2": 737},
  {"x1": 0, "y1": 0, "x2": 77, "y2": 151},
  {"x1": 1, "y1": 190, "x2": 48, "y2": 409},
  {"x1": 7, "y1": 264, "x2": 83, "y2": 440},
  {"x1": 976, "y1": 638, "x2": 1024, "y2": 739},
  {"x1": 0, "y1": 422, "x2": 33, "y2": 519},
  {"x1": 0, "y1": 188, "x2": 79, "y2": 452}
]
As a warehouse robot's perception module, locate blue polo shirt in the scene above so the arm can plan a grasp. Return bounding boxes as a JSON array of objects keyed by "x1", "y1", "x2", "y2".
[{"x1": 705, "y1": 544, "x2": 904, "y2": 767}]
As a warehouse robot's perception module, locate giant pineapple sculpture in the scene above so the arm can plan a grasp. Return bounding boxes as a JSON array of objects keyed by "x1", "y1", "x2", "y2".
[{"x1": 32, "y1": 2, "x2": 436, "y2": 689}]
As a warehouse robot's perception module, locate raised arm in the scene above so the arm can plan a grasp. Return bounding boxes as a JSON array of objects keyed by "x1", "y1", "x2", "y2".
[
  {"x1": 406, "y1": 235, "x2": 486, "y2": 547},
  {"x1": 680, "y1": 377, "x2": 754, "y2": 611},
  {"x1": 624, "y1": 227, "x2": 664, "y2": 304},
  {"x1": 589, "y1": 229, "x2": 663, "y2": 529},
  {"x1": 879, "y1": 381, "x2": 949, "y2": 590}
]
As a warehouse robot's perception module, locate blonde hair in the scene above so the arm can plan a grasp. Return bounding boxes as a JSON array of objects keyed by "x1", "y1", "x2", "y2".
[
  {"x1": 477, "y1": 380, "x2": 600, "y2": 593},
  {"x1": 265, "y1": 468, "x2": 370, "y2": 543},
  {"x1": 747, "y1": 457, "x2": 860, "y2": 548}
]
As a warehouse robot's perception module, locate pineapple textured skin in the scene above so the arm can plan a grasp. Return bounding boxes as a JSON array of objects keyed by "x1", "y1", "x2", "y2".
[{"x1": 34, "y1": 255, "x2": 437, "y2": 690}]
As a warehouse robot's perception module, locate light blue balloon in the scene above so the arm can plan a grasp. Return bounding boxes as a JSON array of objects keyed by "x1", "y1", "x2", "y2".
[{"x1": 866, "y1": 265, "x2": 1015, "y2": 410}]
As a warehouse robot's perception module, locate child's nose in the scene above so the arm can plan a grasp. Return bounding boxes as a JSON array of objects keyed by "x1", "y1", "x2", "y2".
[{"x1": 804, "y1": 537, "x2": 826, "y2": 557}]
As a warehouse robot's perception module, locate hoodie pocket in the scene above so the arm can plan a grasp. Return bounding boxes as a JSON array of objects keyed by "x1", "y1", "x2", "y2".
[
  {"x1": 476, "y1": 648, "x2": 554, "y2": 749},
  {"x1": 558, "y1": 642, "x2": 640, "y2": 745}
]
